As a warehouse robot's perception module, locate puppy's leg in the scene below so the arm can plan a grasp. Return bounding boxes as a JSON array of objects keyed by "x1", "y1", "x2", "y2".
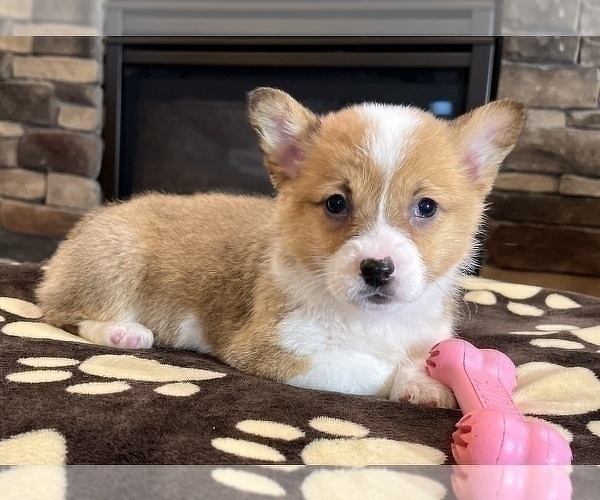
[
  {"x1": 287, "y1": 350, "x2": 396, "y2": 396},
  {"x1": 78, "y1": 320, "x2": 154, "y2": 349},
  {"x1": 389, "y1": 333, "x2": 457, "y2": 408},
  {"x1": 390, "y1": 361, "x2": 457, "y2": 409},
  {"x1": 37, "y1": 206, "x2": 154, "y2": 347}
]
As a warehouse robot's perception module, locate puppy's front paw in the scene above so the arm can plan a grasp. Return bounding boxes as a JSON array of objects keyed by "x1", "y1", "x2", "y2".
[{"x1": 390, "y1": 372, "x2": 457, "y2": 409}]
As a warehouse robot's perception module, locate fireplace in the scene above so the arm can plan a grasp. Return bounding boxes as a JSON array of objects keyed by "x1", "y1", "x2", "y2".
[{"x1": 101, "y1": 37, "x2": 501, "y2": 199}]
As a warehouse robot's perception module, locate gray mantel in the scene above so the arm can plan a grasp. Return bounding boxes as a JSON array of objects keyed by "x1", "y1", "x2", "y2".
[{"x1": 104, "y1": 0, "x2": 500, "y2": 36}]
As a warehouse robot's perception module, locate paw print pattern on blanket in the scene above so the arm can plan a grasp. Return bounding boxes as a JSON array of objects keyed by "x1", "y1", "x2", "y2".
[
  {"x1": 461, "y1": 278, "x2": 600, "y2": 429},
  {"x1": 513, "y1": 362, "x2": 600, "y2": 415},
  {"x1": 461, "y1": 277, "x2": 582, "y2": 315},
  {"x1": 2, "y1": 282, "x2": 600, "y2": 466},
  {"x1": 0, "y1": 297, "x2": 43, "y2": 320},
  {"x1": 211, "y1": 417, "x2": 447, "y2": 466},
  {"x1": 460, "y1": 277, "x2": 600, "y2": 351},
  {"x1": 6, "y1": 350, "x2": 225, "y2": 397},
  {"x1": 588, "y1": 421, "x2": 600, "y2": 438},
  {"x1": 0, "y1": 465, "x2": 67, "y2": 500},
  {"x1": 507, "y1": 324, "x2": 599, "y2": 350},
  {"x1": 5, "y1": 354, "x2": 225, "y2": 395},
  {"x1": 0, "y1": 298, "x2": 226, "y2": 395},
  {"x1": 211, "y1": 467, "x2": 447, "y2": 500},
  {"x1": 0, "y1": 429, "x2": 67, "y2": 465}
]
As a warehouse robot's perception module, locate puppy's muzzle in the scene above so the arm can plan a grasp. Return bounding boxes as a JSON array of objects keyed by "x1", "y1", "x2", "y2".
[{"x1": 359, "y1": 257, "x2": 395, "y2": 288}]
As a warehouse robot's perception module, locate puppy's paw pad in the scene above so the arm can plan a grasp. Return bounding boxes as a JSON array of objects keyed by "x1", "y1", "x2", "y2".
[
  {"x1": 108, "y1": 323, "x2": 153, "y2": 349},
  {"x1": 391, "y1": 378, "x2": 457, "y2": 409}
]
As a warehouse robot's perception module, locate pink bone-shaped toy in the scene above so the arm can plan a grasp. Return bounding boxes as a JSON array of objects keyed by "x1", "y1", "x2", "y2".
[
  {"x1": 426, "y1": 338, "x2": 572, "y2": 465},
  {"x1": 451, "y1": 465, "x2": 572, "y2": 500}
]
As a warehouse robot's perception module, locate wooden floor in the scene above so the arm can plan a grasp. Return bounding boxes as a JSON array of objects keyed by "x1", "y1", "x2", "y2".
[{"x1": 481, "y1": 266, "x2": 600, "y2": 298}]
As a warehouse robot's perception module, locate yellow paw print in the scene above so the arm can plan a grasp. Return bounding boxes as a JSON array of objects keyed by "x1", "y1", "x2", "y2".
[
  {"x1": 211, "y1": 465, "x2": 447, "y2": 499},
  {"x1": 211, "y1": 416, "x2": 446, "y2": 466},
  {"x1": 461, "y1": 277, "x2": 582, "y2": 318},
  {"x1": 0, "y1": 298, "x2": 226, "y2": 396},
  {"x1": 4, "y1": 352, "x2": 224, "y2": 397}
]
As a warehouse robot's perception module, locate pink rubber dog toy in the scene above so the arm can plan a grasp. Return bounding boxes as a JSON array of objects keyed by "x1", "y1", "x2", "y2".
[
  {"x1": 452, "y1": 465, "x2": 572, "y2": 500},
  {"x1": 426, "y1": 338, "x2": 572, "y2": 465}
]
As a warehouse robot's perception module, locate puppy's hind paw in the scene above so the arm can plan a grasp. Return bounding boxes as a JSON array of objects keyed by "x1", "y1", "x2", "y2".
[
  {"x1": 108, "y1": 322, "x2": 154, "y2": 349},
  {"x1": 78, "y1": 320, "x2": 154, "y2": 349}
]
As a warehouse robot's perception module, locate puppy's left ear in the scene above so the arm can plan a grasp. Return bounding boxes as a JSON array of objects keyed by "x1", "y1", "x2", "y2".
[
  {"x1": 248, "y1": 87, "x2": 319, "y2": 190},
  {"x1": 451, "y1": 99, "x2": 525, "y2": 194}
]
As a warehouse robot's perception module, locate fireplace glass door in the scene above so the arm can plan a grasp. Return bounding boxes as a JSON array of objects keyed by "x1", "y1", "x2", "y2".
[{"x1": 119, "y1": 63, "x2": 468, "y2": 197}]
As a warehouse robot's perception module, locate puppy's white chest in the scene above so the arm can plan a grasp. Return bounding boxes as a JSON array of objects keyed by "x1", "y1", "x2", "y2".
[
  {"x1": 288, "y1": 348, "x2": 396, "y2": 396},
  {"x1": 278, "y1": 309, "x2": 431, "y2": 396},
  {"x1": 279, "y1": 308, "x2": 428, "y2": 359}
]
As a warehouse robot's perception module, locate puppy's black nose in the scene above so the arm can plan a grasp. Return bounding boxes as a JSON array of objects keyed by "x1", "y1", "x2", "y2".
[{"x1": 360, "y1": 257, "x2": 395, "y2": 288}]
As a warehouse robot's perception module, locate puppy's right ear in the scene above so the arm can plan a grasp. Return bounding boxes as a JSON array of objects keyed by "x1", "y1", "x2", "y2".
[{"x1": 248, "y1": 88, "x2": 319, "y2": 189}]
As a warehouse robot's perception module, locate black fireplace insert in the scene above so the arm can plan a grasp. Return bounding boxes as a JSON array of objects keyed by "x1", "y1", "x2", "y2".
[{"x1": 101, "y1": 37, "x2": 502, "y2": 200}]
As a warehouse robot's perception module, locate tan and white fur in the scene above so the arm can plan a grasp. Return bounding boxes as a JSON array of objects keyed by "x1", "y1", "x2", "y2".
[{"x1": 36, "y1": 88, "x2": 525, "y2": 408}]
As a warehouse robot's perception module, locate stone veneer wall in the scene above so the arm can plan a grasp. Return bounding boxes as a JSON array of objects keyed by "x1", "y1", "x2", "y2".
[
  {"x1": 0, "y1": 0, "x2": 102, "y2": 36},
  {"x1": 489, "y1": 36, "x2": 600, "y2": 278},
  {"x1": 0, "y1": 36, "x2": 103, "y2": 238},
  {"x1": 0, "y1": 1, "x2": 104, "y2": 238}
]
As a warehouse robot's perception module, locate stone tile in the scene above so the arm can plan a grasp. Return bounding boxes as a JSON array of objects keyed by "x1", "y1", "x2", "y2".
[
  {"x1": 46, "y1": 172, "x2": 101, "y2": 210},
  {"x1": 0, "y1": 138, "x2": 18, "y2": 167},
  {"x1": 0, "y1": 121, "x2": 24, "y2": 138},
  {"x1": 560, "y1": 174, "x2": 600, "y2": 197},
  {"x1": 498, "y1": 64, "x2": 600, "y2": 108},
  {"x1": 0, "y1": 199, "x2": 82, "y2": 238},
  {"x1": 13, "y1": 23, "x2": 99, "y2": 36},
  {"x1": 33, "y1": 0, "x2": 98, "y2": 25},
  {"x1": 493, "y1": 173, "x2": 559, "y2": 193},
  {"x1": 0, "y1": 0, "x2": 33, "y2": 21},
  {"x1": 504, "y1": 127, "x2": 600, "y2": 177},
  {"x1": 486, "y1": 222, "x2": 600, "y2": 277},
  {"x1": 526, "y1": 109, "x2": 565, "y2": 129},
  {"x1": 0, "y1": 36, "x2": 32, "y2": 53},
  {"x1": 0, "y1": 53, "x2": 11, "y2": 79},
  {"x1": 488, "y1": 192, "x2": 600, "y2": 227},
  {"x1": 55, "y1": 83, "x2": 102, "y2": 107},
  {"x1": 18, "y1": 130, "x2": 102, "y2": 178},
  {"x1": 0, "y1": 81, "x2": 56, "y2": 126},
  {"x1": 0, "y1": 19, "x2": 13, "y2": 36},
  {"x1": 567, "y1": 110, "x2": 600, "y2": 129},
  {"x1": 502, "y1": 36, "x2": 579, "y2": 64},
  {"x1": 0, "y1": 168, "x2": 46, "y2": 201},
  {"x1": 580, "y1": 37, "x2": 600, "y2": 66},
  {"x1": 581, "y1": 1, "x2": 600, "y2": 36},
  {"x1": 58, "y1": 104, "x2": 100, "y2": 132},
  {"x1": 502, "y1": 0, "x2": 581, "y2": 34},
  {"x1": 12, "y1": 56, "x2": 100, "y2": 84},
  {"x1": 33, "y1": 36, "x2": 102, "y2": 59},
  {"x1": 503, "y1": 150, "x2": 564, "y2": 175}
]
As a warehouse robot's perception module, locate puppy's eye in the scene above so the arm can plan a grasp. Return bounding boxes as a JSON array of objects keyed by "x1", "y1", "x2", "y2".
[
  {"x1": 325, "y1": 194, "x2": 348, "y2": 215},
  {"x1": 414, "y1": 198, "x2": 437, "y2": 218}
]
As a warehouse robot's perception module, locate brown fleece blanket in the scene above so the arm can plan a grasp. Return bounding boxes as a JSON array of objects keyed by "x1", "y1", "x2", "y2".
[{"x1": 1, "y1": 262, "x2": 599, "y2": 466}]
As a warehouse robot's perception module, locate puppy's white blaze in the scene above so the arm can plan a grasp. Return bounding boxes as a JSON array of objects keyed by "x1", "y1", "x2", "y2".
[
  {"x1": 175, "y1": 315, "x2": 212, "y2": 353},
  {"x1": 359, "y1": 104, "x2": 423, "y2": 174},
  {"x1": 327, "y1": 222, "x2": 426, "y2": 305},
  {"x1": 359, "y1": 104, "x2": 423, "y2": 226}
]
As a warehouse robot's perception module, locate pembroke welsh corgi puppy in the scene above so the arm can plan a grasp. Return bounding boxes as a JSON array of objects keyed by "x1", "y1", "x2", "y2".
[{"x1": 37, "y1": 88, "x2": 524, "y2": 408}]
